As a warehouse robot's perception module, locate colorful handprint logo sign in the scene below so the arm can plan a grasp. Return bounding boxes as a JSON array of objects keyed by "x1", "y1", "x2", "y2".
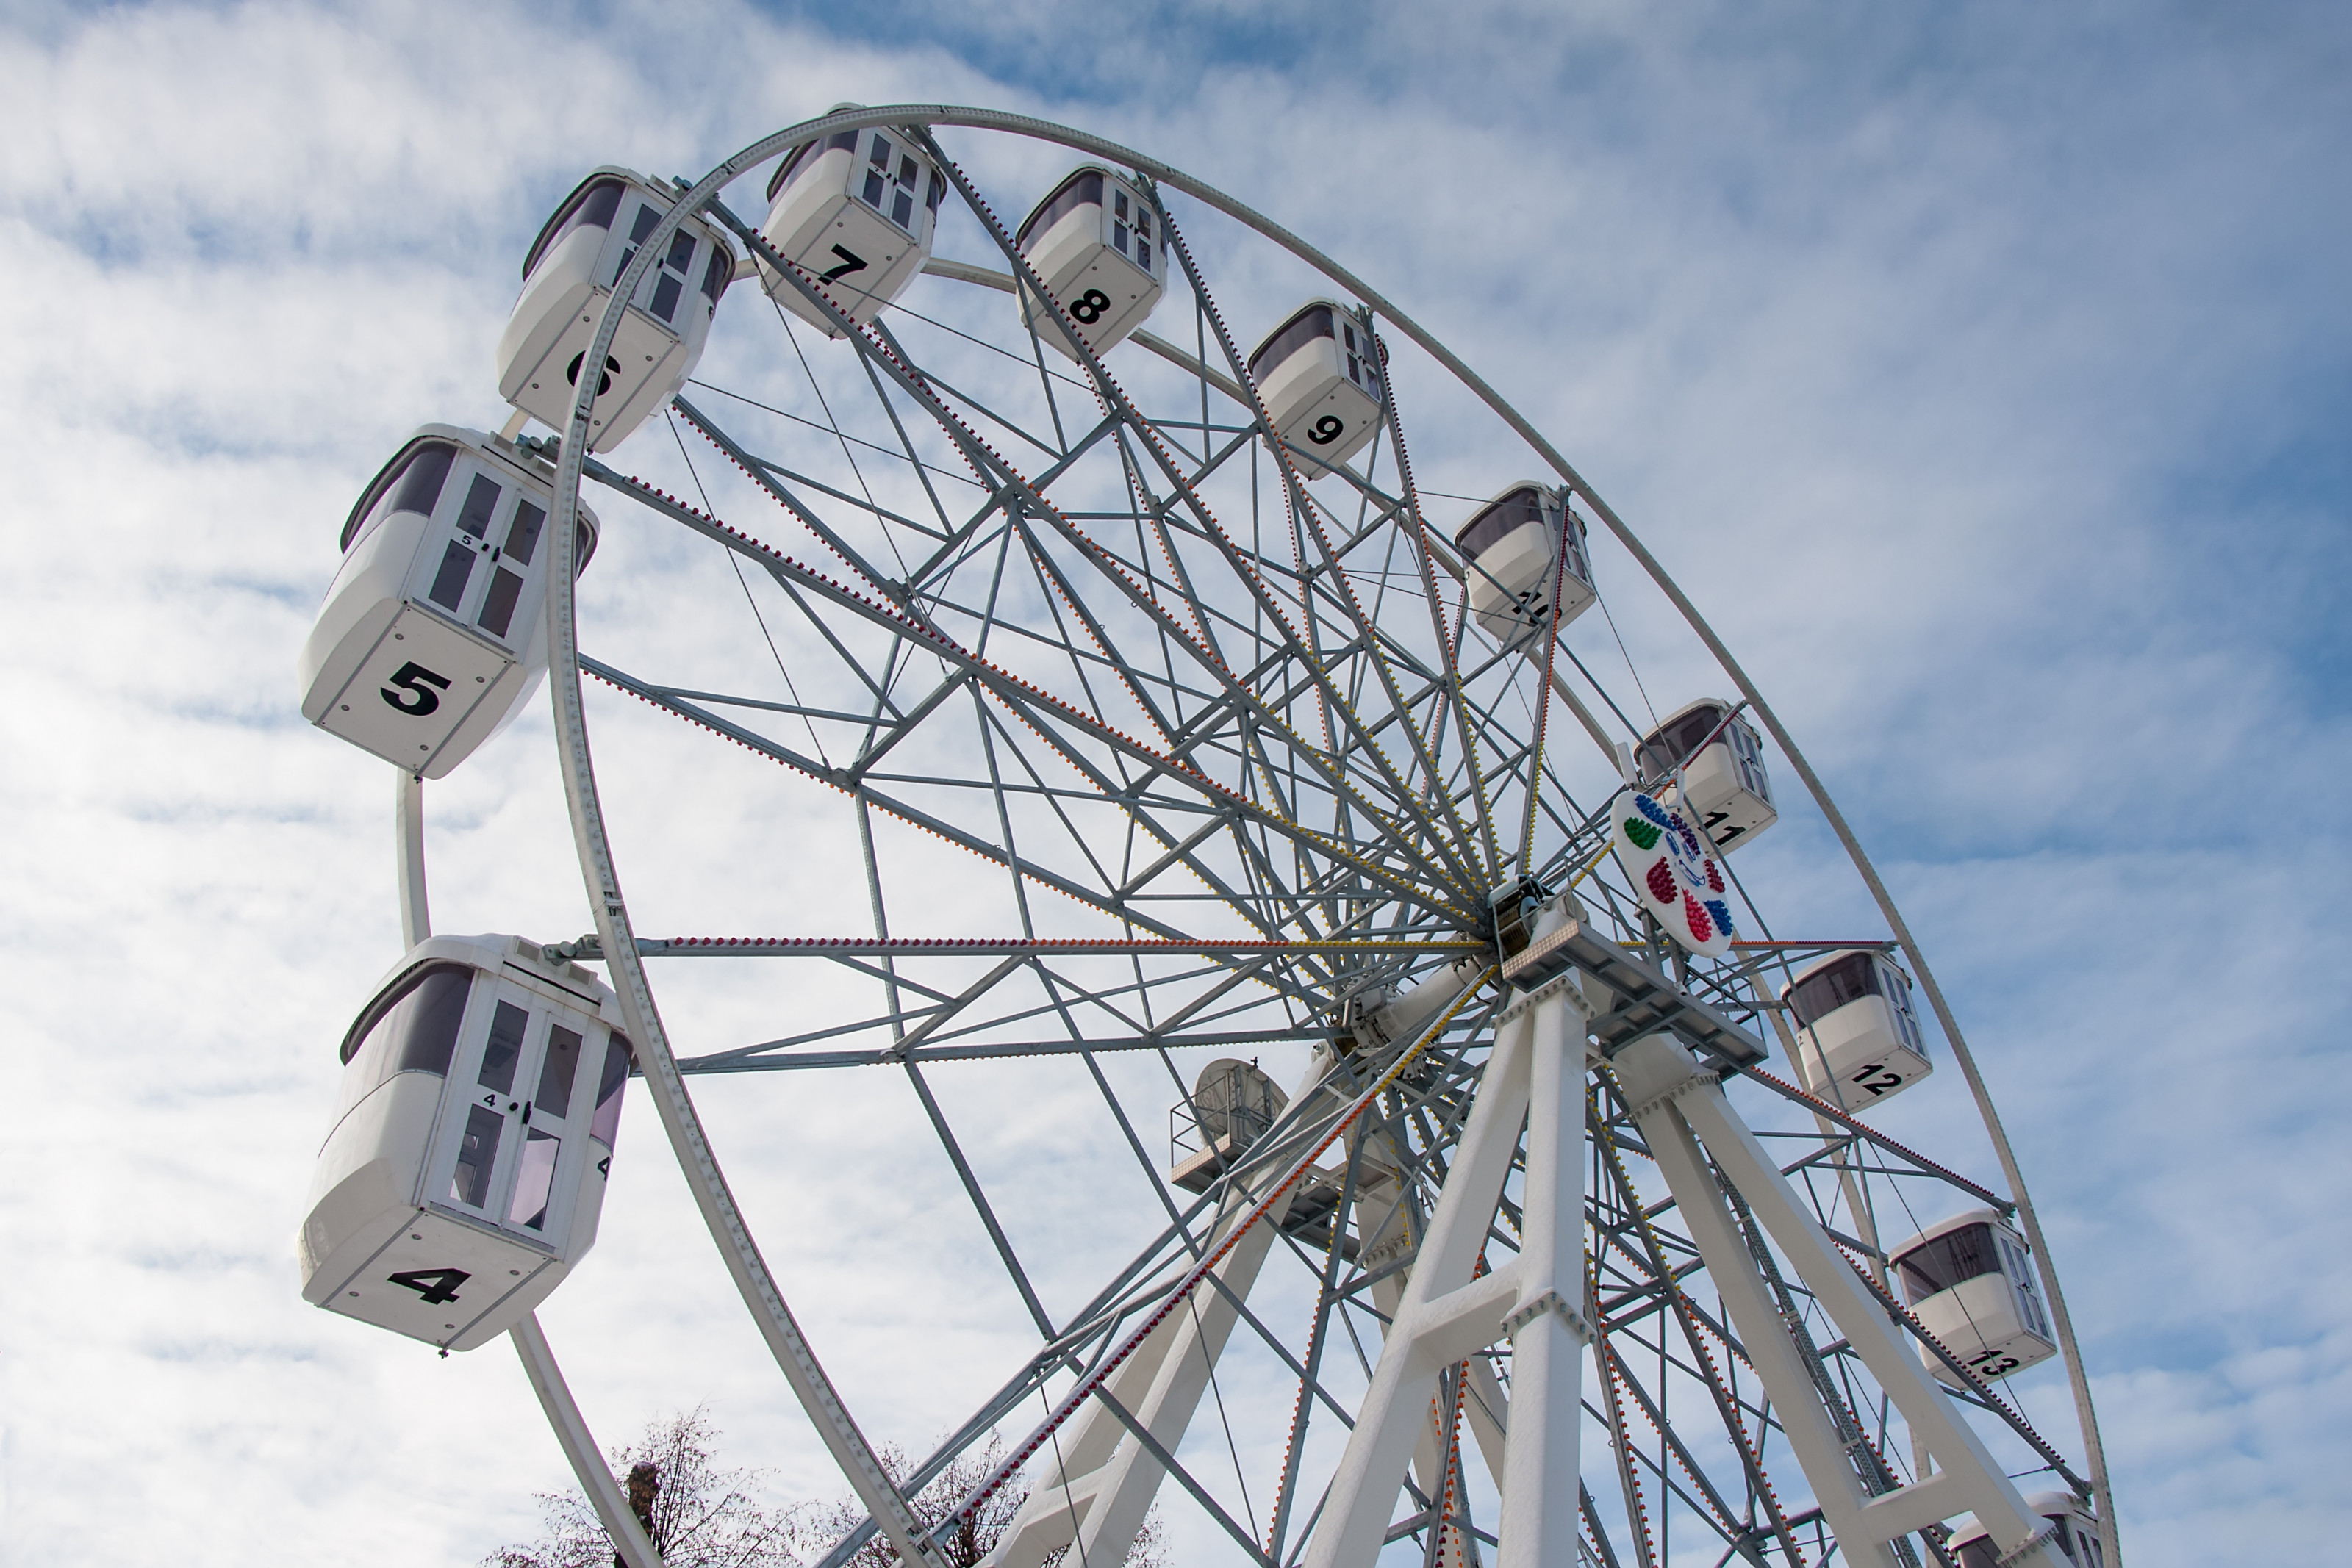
[{"x1": 1611, "y1": 788, "x2": 1736, "y2": 957}]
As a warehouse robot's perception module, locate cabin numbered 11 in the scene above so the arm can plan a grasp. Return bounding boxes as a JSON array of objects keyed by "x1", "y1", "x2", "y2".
[
  {"x1": 496, "y1": 167, "x2": 736, "y2": 452},
  {"x1": 1014, "y1": 165, "x2": 1164, "y2": 360},
  {"x1": 1635, "y1": 698, "x2": 1779, "y2": 852},
  {"x1": 1453, "y1": 483, "x2": 1596, "y2": 650},
  {"x1": 299, "y1": 935, "x2": 633, "y2": 1352},
  {"x1": 298, "y1": 425, "x2": 598, "y2": 777},
  {"x1": 1247, "y1": 300, "x2": 1384, "y2": 478},
  {"x1": 1890, "y1": 1208, "x2": 2059, "y2": 1389},
  {"x1": 1782, "y1": 948, "x2": 1932, "y2": 1107},
  {"x1": 760, "y1": 115, "x2": 945, "y2": 337}
]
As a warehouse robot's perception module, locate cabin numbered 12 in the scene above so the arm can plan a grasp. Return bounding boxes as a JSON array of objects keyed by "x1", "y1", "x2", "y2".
[
  {"x1": 1635, "y1": 699, "x2": 1779, "y2": 852},
  {"x1": 1782, "y1": 948, "x2": 1932, "y2": 1107},
  {"x1": 1247, "y1": 300, "x2": 1384, "y2": 477},
  {"x1": 298, "y1": 935, "x2": 633, "y2": 1352},
  {"x1": 1453, "y1": 483, "x2": 1596, "y2": 650},
  {"x1": 1890, "y1": 1208, "x2": 2059, "y2": 1389},
  {"x1": 496, "y1": 167, "x2": 736, "y2": 452},
  {"x1": 1014, "y1": 165, "x2": 1164, "y2": 360},
  {"x1": 298, "y1": 426, "x2": 598, "y2": 777},
  {"x1": 760, "y1": 116, "x2": 945, "y2": 337}
]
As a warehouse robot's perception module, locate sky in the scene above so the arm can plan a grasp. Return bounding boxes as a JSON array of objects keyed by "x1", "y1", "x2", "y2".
[{"x1": 0, "y1": 1, "x2": 2347, "y2": 1564}]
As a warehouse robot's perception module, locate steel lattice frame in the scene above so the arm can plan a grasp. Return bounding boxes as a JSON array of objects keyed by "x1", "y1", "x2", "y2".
[{"x1": 514, "y1": 106, "x2": 2116, "y2": 1568}]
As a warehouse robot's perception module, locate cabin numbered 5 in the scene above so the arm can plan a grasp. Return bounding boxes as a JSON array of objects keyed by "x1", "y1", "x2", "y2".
[
  {"x1": 1635, "y1": 698, "x2": 1779, "y2": 852},
  {"x1": 1247, "y1": 300, "x2": 1385, "y2": 478},
  {"x1": 759, "y1": 115, "x2": 947, "y2": 338},
  {"x1": 496, "y1": 167, "x2": 736, "y2": 452},
  {"x1": 1453, "y1": 483, "x2": 1596, "y2": 650},
  {"x1": 1014, "y1": 165, "x2": 1165, "y2": 360},
  {"x1": 299, "y1": 935, "x2": 634, "y2": 1352},
  {"x1": 1782, "y1": 948, "x2": 1932, "y2": 1107},
  {"x1": 1890, "y1": 1208, "x2": 2059, "y2": 1389},
  {"x1": 298, "y1": 425, "x2": 598, "y2": 777}
]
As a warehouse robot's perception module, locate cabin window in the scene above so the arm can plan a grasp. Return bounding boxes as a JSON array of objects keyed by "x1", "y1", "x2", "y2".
[
  {"x1": 2045, "y1": 1518, "x2": 2079, "y2": 1562},
  {"x1": 1788, "y1": 952, "x2": 1881, "y2": 1029},
  {"x1": 650, "y1": 270, "x2": 684, "y2": 323},
  {"x1": 477, "y1": 567, "x2": 526, "y2": 639},
  {"x1": 1638, "y1": 703, "x2": 1732, "y2": 780},
  {"x1": 1247, "y1": 305, "x2": 1337, "y2": 384},
  {"x1": 1895, "y1": 1221, "x2": 2000, "y2": 1305},
  {"x1": 521, "y1": 176, "x2": 628, "y2": 282},
  {"x1": 862, "y1": 168, "x2": 886, "y2": 208},
  {"x1": 897, "y1": 154, "x2": 918, "y2": 188},
  {"x1": 451, "y1": 1104, "x2": 503, "y2": 1208},
  {"x1": 629, "y1": 204, "x2": 662, "y2": 245},
  {"x1": 870, "y1": 133, "x2": 892, "y2": 168},
  {"x1": 503, "y1": 500, "x2": 546, "y2": 567},
  {"x1": 700, "y1": 247, "x2": 731, "y2": 306},
  {"x1": 427, "y1": 539, "x2": 476, "y2": 612},
  {"x1": 507, "y1": 1129, "x2": 561, "y2": 1230},
  {"x1": 390, "y1": 443, "x2": 457, "y2": 519},
  {"x1": 1955, "y1": 1541, "x2": 2000, "y2": 1568},
  {"x1": 535, "y1": 1026, "x2": 584, "y2": 1118},
  {"x1": 925, "y1": 169, "x2": 946, "y2": 213},
  {"x1": 664, "y1": 230, "x2": 696, "y2": 274},
  {"x1": 455, "y1": 474, "x2": 502, "y2": 540},
  {"x1": 478, "y1": 1000, "x2": 531, "y2": 1096},
  {"x1": 767, "y1": 130, "x2": 858, "y2": 200},
  {"x1": 331, "y1": 963, "x2": 473, "y2": 1126},
  {"x1": 892, "y1": 187, "x2": 914, "y2": 229},
  {"x1": 1017, "y1": 170, "x2": 1105, "y2": 253},
  {"x1": 589, "y1": 1034, "x2": 632, "y2": 1147},
  {"x1": 1452, "y1": 487, "x2": 1547, "y2": 561}
]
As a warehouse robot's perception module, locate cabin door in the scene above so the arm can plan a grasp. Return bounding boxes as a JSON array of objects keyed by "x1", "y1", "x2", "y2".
[{"x1": 435, "y1": 986, "x2": 598, "y2": 1245}]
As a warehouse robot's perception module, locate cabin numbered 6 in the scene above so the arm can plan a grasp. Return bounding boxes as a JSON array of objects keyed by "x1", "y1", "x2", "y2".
[
  {"x1": 1014, "y1": 165, "x2": 1164, "y2": 360},
  {"x1": 496, "y1": 167, "x2": 735, "y2": 452},
  {"x1": 299, "y1": 426, "x2": 598, "y2": 777},
  {"x1": 760, "y1": 116, "x2": 945, "y2": 337},
  {"x1": 1950, "y1": 1493, "x2": 2104, "y2": 1568},
  {"x1": 1453, "y1": 483, "x2": 1596, "y2": 650},
  {"x1": 1247, "y1": 300, "x2": 1384, "y2": 477},
  {"x1": 1891, "y1": 1208, "x2": 2059, "y2": 1389},
  {"x1": 1782, "y1": 948, "x2": 1932, "y2": 1107},
  {"x1": 1635, "y1": 699, "x2": 1779, "y2": 852},
  {"x1": 299, "y1": 935, "x2": 634, "y2": 1352}
]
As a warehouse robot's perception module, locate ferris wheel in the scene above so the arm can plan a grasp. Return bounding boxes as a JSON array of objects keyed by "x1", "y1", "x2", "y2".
[{"x1": 293, "y1": 106, "x2": 2122, "y2": 1568}]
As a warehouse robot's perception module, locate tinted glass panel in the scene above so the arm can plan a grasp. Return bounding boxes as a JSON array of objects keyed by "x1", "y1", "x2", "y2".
[
  {"x1": 1113, "y1": 221, "x2": 1128, "y2": 255},
  {"x1": 1896, "y1": 1222, "x2": 2000, "y2": 1304},
  {"x1": 1788, "y1": 952, "x2": 1881, "y2": 1028},
  {"x1": 664, "y1": 229, "x2": 696, "y2": 274},
  {"x1": 650, "y1": 271, "x2": 684, "y2": 323},
  {"x1": 1453, "y1": 487, "x2": 1546, "y2": 560},
  {"x1": 1956, "y1": 1540, "x2": 2000, "y2": 1568},
  {"x1": 861, "y1": 170, "x2": 886, "y2": 209},
  {"x1": 477, "y1": 567, "x2": 526, "y2": 639},
  {"x1": 1017, "y1": 170, "x2": 1105, "y2": 253},
  {"x1": 578, "y1": 179, "x2": 623, "y2": 231},
  {"x1": 535, "y1": 1026, "x2": 584, "y2": 1118},
  {"x1": 451, "y1": 1104, "x2": 503, "y2": 1208},
  {"x1": 589, "y1": 1035, "x2": 632, "y2": 1146},
  {"x1": 869, "y1": 133, "x2": 891, "y2": 167},
  {"x1": 507, "y1": 1129, "x2": 560, "y2": 1230},
  {"x1": 925, "y1": 170, "x2": 944, "y2": 212},
  {"x1": 701, "y1": 248, "x2": 731, "y2": 305},
  {"x1": 389, "y1": 442, "x2": 457, "y2": 520},
  {"x1": 503, "y1": 500, "x2": 546, "y2": 566},
  {"x1": 427, "y1": 539, "x2": 476, "y2": 611},
  {"x1": 1638, "y1": 704, "x2": 1730, "y2": 779},
  {"x1": 455, "y1": 473, "x2": 501, "y2": 539},
  {"x1": 897, "y1": 155, "x2": 918, "y2": 188},
  {"x1": 2046, "y1": 1519, "x2": 2078, "y2": 1562},
  {"x1": 628, "y1": 203, "x2": 661, "y2": 245},
  {"x1": 394, "y1": 967, "x2": 473, "y2": 1076},
  {"x1": 892, "y1": 189, "x2": 914, "y2": 229},
  {"x1": 477, "y1": 1001, "x2": 530, "y2": 1096},
  {"x1": 1247, "y1": 304, "x2": 1336, "y2": 384}
]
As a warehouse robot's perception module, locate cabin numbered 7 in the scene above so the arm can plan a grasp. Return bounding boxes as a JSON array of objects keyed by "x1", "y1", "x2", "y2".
[
  {"x1": 1453, "y1": 483, "x2": 1596, "y2": 650},
  {"x1": 1014, "y1": 165, "x2": 1164, "y2": 360},
  {"x1": 1635, "y1": 699, "x2": 1779, "y2": 852},
  {"x1": 298, "y1": 425, "x2": 598, "y2": 777},
  {"x1": 496, "y1": 167, "x2": 736, "y2": 452},
  {"x1": 299, "y1": 935, "x2": 633, "y2": 1352},
  {"x1": 1247, "y1": 300, "x2": 1384, "y2": 477},
  {"x1": 1950, "y1": 1493, "x2": 2104, "y2": 1568},
  {"x1": 760, "y1": 116, "x2": 945, "y2": 337},
  {"x1": 1890, "y1": 1208, "x2": 2059, "y2": 1389},
  {"x1": 1782, "y1": 948, "x2": 1932, "y2": 1106}
]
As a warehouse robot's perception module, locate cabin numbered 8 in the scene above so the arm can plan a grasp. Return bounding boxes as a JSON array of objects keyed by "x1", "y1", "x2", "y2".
[
  {"x1": 299, "y1": 935, "x2": 634, "y2": 1352},
  {"x1": 1014, "y1": 165, "x2": 1164, "y2": 360},
  {"x1": 496, "y1": 167, "x2": 736, "y2": 452},
  {"x1": 1950, "y1": 1493, "x2": 2104, "y2": 1568},
  {"x1": 298, "y1": 426, "x2": 598, "y2": 777},
  {"x1": 1635, "y1": 699, "x2": 1779, "y2": 852},
  {"x1": 1247, "y1": 300, "x2": 1384, "y2": 477},
  {"x1": 1782, "y1": 948, "x2": 1932, "y2": 1106},
  {"x1": 1452, "y1": 483, "x2": 1596, "y2": 650},
  {"x1": 760, "y1": 115, "x2": 946, "y2": 337},
  {"x1": 1890, "y1": 1208, "x2": 2059, "y2": 1389}
]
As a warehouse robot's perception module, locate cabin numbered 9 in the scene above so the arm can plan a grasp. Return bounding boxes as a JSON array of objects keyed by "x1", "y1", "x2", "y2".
[
  {"x1": 1014, "y1": 165, "x2": 1164, "y2": 360},
  {"x1": 298, "y1": 426, "x2": 598, "y2": 777},
  {"x1": 1635, "y1": 699, "x2": 1779, "y2": 852},
  {"x1": 1247, "y1": 300, "x2": 1384, "y2": 477},
  {"x1": 1890, "y1": 1208, "x2": 2059, "y2": 1389},
  {"x1": 760, "y1": 116, "x2": 945, "y2": 337},
  {"x1": 1782, "y1": 948, "x2": 1932, "y2": 1107},
  {"x1": 298, "y1": 935, "x2": 633, "y2": 1352},
  {"x1": 495, "y1": 167, "x2": 736, "y2": 452},
  {"x1": 1453, "y1": 483, "x2": 1596, "y2": 650}
]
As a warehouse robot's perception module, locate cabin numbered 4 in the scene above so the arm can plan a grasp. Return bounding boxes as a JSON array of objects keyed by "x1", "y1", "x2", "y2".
[
  {"x1": 1635, "y1": 698, "x2": 1779, "y2": 852},
  {"x1": 1782, "y1": 948, "x2": 1932, "y2": 1107},
  {"x1": 1453, "y1": 482, "x2": 1596, "y2": 650},
  {"x1": 1890, "y1": 1207, "x2": 2059, "y2": 1389},
  {"x1": 1014, "y1": 165, "x2": 1164, "y2": 360},
  {"x1": 1950, "y1": 1492, "x2": 2104, "y2": 1568},
  {"x1": 299, "y1": 935, "x2": 634, "y2": 1352},
  {"x1": 1247, "y1": 300, "x2": 1385, "y2": 478},
  {"x1": 496, "y1": 167, "x2": 736, "y2": 452},
  {"x1": 759, "y1": 117, "x2": 947, "y2": 337},
  {"x1": 298, "y1": 425, "x2": 598, "y2": 777}
]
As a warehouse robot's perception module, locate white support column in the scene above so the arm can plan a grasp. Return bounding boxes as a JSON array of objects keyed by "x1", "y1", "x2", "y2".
[
  {"x1": 1611, "y1": 1035, "x2": 2066, "y2": 1568},
  {"x1": 395, "y1": 768, "x2": 429, "y2": 949},
  {"x1": 1305, "y1": 974, "x2": 1593, "y2": 1568},
  {"x1": 511, "y1": 1312, "x2": 664, "y2": 1568}
]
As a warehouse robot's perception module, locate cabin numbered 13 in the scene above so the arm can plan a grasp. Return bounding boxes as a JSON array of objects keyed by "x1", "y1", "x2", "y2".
[
  {"x1": 1890, "y1": 1208, "x2": 2059, "y2": 1389},
  {"x1": 299, "y1": 426, "x2": 598, "y2": 777},
  {"x1": 1635, "y1": 699, "x2": 1779, "y2": 852},
  {"x1": 760, "y1": 115, "x2": 946, "y2": 337},
  {"x1": 1782, "y1": 948, "x2": 1932, "y2": 1107},
  {"x1": 1014, "y1": 165, "x2": 1164, "y2": 360},
  {"x1": 299, "y1": 935, "x2": 633, "y2": 1352},
  {"x1": 1453, "y1": 483, "x2": 1596, "y2": 650},
  {"x1": 1247, "y1": 300, "x2": 1384, "y2": 477},
  {"x1": 496, "y1": 167, "x2": 736, "y2": 452}
]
